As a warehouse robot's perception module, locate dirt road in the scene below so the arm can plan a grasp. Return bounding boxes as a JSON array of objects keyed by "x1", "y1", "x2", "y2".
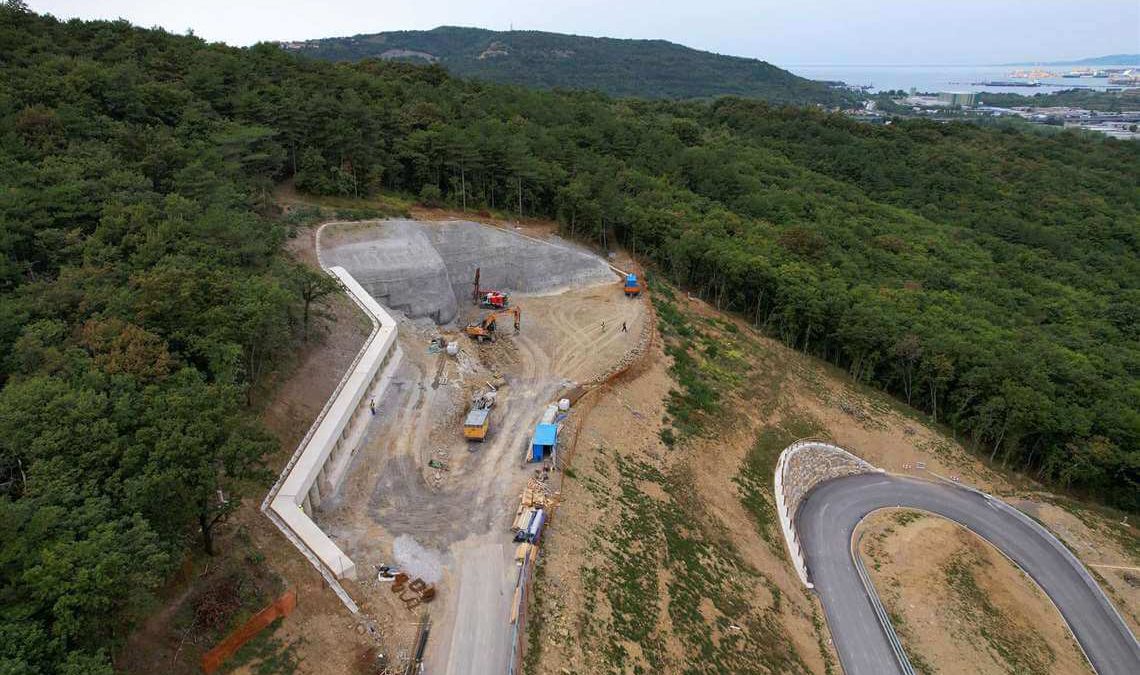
[{"x1": 313, "y1": 220, "x2": 646, "y2": 674}]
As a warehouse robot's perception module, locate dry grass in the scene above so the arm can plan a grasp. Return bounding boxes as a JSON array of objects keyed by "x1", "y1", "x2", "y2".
[{"x1": 525, "y1": 285, "x2": 1136, "y2": 675}]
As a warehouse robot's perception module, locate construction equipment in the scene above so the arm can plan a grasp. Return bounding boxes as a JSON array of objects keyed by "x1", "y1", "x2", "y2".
[
  {"x1": 481, "y1": 290, "x2": 510, "y2": 309},
  {"x1": 462, "y1": 408, "x2": 491, "y2": 442},
  {"x1": 472, "y1": 267, "x2": 510, "y2": 309},
  {"x1": 463, "y1": 382, "x2": 500, "y2": 442},
  {"x1": 463, "y1": 306, "x2": 521, "y2": 342},
  {"x1": 623, "y1": 272, "x2": 642, "y2": 297}
]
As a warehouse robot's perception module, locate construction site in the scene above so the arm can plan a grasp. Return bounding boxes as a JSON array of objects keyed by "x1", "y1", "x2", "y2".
[
  {"x1": 244, "y1": 216, "x2": 1138, "y2": 675},
  {"x1": 289, "y1": 218, "x2": 649, "y2": 673}
]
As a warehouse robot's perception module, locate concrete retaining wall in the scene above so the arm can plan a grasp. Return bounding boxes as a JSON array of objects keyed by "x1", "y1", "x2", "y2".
[
  {"x1": 320, "y1": 219, "x2": 614, "y2": 325},
  {"x1": 774, "y1": 439, "x2": 881, "y2": 588},
  {"x1": 262, "y1": 263, "x2": 402, "y2": 593}
]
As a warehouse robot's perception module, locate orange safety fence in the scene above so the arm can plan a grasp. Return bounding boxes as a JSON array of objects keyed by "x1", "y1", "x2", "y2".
[{"x1": 200, "y1": 589, "x2": 297, "y2": 674}]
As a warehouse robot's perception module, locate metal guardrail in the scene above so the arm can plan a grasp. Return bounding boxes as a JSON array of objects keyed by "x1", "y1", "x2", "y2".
[
  {"x1": 922, "y1": 470, "x2": 1140, "y2": 670},
  {"x1": 851, "y1": 531, "x2": 917, "y2": 675},
  {"x1": 506, "y1": 554, "x2": 532, "y2": 675}
]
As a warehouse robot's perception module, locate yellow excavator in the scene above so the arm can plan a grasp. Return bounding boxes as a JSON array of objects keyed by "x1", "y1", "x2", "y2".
[{"x1": 463, "y1": 306, "x2": 521, "y2": 343}]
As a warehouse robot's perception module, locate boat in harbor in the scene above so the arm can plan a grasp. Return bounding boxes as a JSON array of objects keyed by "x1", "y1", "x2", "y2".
[
  {"x1": 1010, "y1": 69, "x2": 1056, "y2": 79},
  {"x1": 975, "y1": 80, "x2": 1041, "y2": 87}
]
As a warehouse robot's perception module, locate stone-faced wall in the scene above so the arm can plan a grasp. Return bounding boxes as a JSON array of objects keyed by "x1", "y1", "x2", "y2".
[{"x1": 774, "y1": 440, "x2": 880, "y2": 587}]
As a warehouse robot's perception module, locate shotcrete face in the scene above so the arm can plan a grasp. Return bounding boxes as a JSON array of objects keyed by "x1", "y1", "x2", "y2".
[{"x1": 322, "y1": 220, "x2": 614, "y2": 325}]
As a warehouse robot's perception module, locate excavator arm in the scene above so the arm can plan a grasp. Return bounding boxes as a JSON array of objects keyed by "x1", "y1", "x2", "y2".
[
  {"x1": 465, "y1": 306, "x2": 521, "y2": 341},
  {"x1": 486, "y1": 307, "x2": 520, "y2": 332}
]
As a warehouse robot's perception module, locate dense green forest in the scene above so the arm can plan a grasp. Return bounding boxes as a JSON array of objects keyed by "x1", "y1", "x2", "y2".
[
  {"x1": 1, "y1": 6, "x2": 1137, "y2": 672},
  {"x1": 870, "y1": 88, "x2": 1140, "y2": 114},
  {"x1": 975, "y1": 88, "x2": 1140, "y2": 112},
  {"x1": 288, "y1": 25, "x2": 853, "y2": 104}
]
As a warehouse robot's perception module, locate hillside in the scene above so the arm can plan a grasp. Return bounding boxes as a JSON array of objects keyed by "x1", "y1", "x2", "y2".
[
  {"x1": 281, "y1": 25, "x2": 851, "y2": 103},
  {"x1": 1, "y1": 6, "x2": 1138, "y2": 673},
  {"x1": 971, "y1": 88, "x2": 1140, "y2": 112},
  {"x1": 1004, "y1": 53, "x2": 1140, "y2": 66}
]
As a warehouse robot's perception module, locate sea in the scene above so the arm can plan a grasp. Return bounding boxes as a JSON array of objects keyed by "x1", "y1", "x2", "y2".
[{"x1": 784, "y1": 64, "x2": 1133, "y2": 94}]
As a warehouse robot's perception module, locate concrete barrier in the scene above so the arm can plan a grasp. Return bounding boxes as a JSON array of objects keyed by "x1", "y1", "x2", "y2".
[
  {"x1": 261, "y1": 261, "x2": 401, "y2": 600},
  {"x1": 774, "y1": 439, "x2": 881, "y2": 588}
]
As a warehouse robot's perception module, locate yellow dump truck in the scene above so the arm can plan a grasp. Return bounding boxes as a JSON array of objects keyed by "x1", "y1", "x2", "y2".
[{"x1": 463, "y1": 408, "x2": 491, "y2": 442}]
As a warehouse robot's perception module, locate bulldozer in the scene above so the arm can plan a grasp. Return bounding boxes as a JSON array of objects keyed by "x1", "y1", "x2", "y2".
[{"x1": 463, "y1": 306, "x2": 521, "y2": 343}]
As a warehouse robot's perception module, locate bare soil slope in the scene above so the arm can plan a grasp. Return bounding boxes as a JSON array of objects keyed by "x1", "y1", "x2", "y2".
[
  {"x1": 858, "y1": 509, "x2": 1093, "y2": 674},
  {"x1": 524, "y1": 288, "x2": 1138, "y2": 675}
]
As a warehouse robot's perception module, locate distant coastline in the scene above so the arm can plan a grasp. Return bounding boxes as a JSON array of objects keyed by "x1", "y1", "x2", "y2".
[
  {"x1": 784, "y1": 55, "x2": 1140, "y2": 69},
  {"x1": 998, "y1": 53, "x2": 1140, "y2": 67},
  {"x1": 785, "y1": 63, "x2": 1137, "y2": 94}
]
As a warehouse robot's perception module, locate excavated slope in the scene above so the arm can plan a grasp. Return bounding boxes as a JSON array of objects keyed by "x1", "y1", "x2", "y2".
[{"x1": 321, "y1": 219, "x2": 615, "y2": 324}]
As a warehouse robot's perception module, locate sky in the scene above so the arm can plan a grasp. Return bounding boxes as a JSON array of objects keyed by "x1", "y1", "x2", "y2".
[{"x1": 27, "y1": 0, "x2": 1140, "y2": 66}]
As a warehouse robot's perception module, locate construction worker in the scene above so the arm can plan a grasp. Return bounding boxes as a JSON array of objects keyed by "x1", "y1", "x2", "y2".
[
  {"x1": 622, "y1": 321, "x2": 628, "y2": 333},
  {"x1": 601, "y1": 321, "x2": 606, "y2": 332}
]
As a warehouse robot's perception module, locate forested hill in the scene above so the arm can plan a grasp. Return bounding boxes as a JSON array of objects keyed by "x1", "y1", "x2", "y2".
[
  {"x1": 1, "y1": 7, "x2": 1137, "y2": 672},
  {"x1": 282, "y1": 26, "x2": 849, "y2": 104},
  {"x1": 1003, "y1": 53, "x2": 1140, "y2": 66}
]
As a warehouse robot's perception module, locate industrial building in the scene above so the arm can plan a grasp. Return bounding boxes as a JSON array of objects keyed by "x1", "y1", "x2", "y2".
[{"x1": 938, "y1": 91, "x2": 977, "y2": 107}]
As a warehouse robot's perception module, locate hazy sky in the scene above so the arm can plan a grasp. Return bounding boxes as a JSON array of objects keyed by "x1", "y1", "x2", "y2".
[{"x1": 28, "y1": 0, "x2": 1140, "y2": 65}]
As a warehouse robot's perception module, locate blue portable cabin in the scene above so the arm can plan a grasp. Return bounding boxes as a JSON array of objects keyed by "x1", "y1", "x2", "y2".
[{"x1": 529, "y1": 423, "x2": 558, "y2": 462}]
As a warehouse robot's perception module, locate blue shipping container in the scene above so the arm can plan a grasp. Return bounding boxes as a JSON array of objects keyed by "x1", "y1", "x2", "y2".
[{"x1": 530, "y1": 423, "x2": 558, "y2": 462}]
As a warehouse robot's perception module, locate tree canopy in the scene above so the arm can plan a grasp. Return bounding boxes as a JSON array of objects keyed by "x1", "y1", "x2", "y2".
[
  {"x1": 287, "y1": 26, "x2": 855, "y2": 104},
  {"x1": 1, "y1": 8, "x2": 1137, "y2": 672}
]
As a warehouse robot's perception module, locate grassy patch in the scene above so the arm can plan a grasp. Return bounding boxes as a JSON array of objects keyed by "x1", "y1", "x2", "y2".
[
  {"x1": 735, "y1": 427, "x2": 793, "y2": 549},
  {"x1": 1040, "y1": 494, "x2": 1140, "y2": 561},
  {"x1": 734, "y1": 411, "x2": 827, "y2": 550},
  {"x1": 278, "y1": 193, "x2": 410, "y2": 237},
  {"x1": 778, "y1": 410, "x2": 827, "y2": 440},
  {"x1": 222, "y1": 617, "x2": 300, "y2": 675},
  {"x1": 942, "y1": 551, "x2": 1054, "y2": 674},
  {"x1": 284, "y1": 190, "x2": 411, "y2": 217},
  {"x1": 585, "y1": 451, "x2": 811, "y2": 674},
  {"x1": 810, "y1": 602, "x2": 838, "y2": 675},
  {"x1": 523, "y1": 555, "x2": 547, "y2": 675},
  {"x1": 653, "y1": 289, "x2": 757, "y2": 445},
  {"x1": 893, "y1": 510, "x2": 924, "y2": 527}
]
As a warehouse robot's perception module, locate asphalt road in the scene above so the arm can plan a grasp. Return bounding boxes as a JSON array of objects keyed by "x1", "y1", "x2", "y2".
[{"x1": 796, "y1": 474, "x2": 1140, "y2": 675}]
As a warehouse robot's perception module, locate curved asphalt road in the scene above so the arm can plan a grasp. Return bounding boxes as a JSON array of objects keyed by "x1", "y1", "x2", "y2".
[{"x1": 796, "y1": 474, "x2": 1140, "y2": 675}]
